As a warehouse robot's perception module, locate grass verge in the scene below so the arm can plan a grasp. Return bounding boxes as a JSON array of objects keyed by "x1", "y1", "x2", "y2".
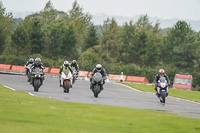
[
  {"x1": 119, "y1": 82, "x2": 200, "y2": 103},
  {"x1": 0, "y1": 84, "x2": 200, "y2": 133}
]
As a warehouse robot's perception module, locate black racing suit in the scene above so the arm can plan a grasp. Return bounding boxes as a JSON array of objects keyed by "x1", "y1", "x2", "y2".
[
  {"x1": 70, "y1": 63, "x2": 79, "y2": 72},
  {"x1": 90, "y1": 68, "x2": 106, "y2": 89},
  {"x1": 154, "y1": 74, "x2": 170, "y2": 91},
  {"x1": 25, "y1": 61, "x2": 34, "y2": 75},
  {"x1": 30, "y1": 63, "x2": 45, "y2": 84},
  {"x1": 70, "y1": 63, "x2": 79, "y2": 78},
  {"x1": 30, "y1": 63, "x2": 45, "y2": 72}
]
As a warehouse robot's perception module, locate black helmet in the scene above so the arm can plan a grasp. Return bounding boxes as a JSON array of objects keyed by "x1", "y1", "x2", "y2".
[
  {"x1": 96, "y1": 64, "x2": 102, "y2": 71},
  {"x1": 64, "y1": 61, "x2": 69, "y2": 67},
  {"x1": 35, "y1": 57, "x2": 41, "y2": 66}
]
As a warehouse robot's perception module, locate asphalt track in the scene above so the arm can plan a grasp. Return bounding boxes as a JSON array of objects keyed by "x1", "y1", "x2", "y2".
[{"x1": 0, "y1": 74, "x2": 200, "y2": 119}]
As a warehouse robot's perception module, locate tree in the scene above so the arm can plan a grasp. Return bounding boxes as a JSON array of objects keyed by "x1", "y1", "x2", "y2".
[
  {"x1": 29, "y1": 18, "x2": 44, "y2": 54},
  {"x1": 43, "y1": 19, "x2": 65, "y2": 59},
  {"x1": 83, "y1": 24, "x2": 99, "y2": 51},
  {"x1": 68, "y1": 1, "x2": 92, "y2": 53},
  {"x1": 164, "y1": 21, "x2": 197, "y2": 71},
  {"x1": 100, "y1": 18, "x2": 123, "y2": 63},
  {"x1": 121, "y1": 21, "x2": 137, "y2": 63},
  {"x1": 141, "y1": 21, "x2": 163, "y2": 67},
  {"x1": 0, "y1": 1, "x2": 13, "y2": 54},
  {"x1": 11, "y1": 24, "x2": 29, "y2": 56},
  {"x1": 60, "y1": 25, "x2": 77, "y2": 59}
]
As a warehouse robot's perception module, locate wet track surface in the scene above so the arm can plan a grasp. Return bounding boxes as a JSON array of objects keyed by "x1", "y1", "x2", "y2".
[{"x1": 0, "y1": 74, "x2": 200, "y2": 119}]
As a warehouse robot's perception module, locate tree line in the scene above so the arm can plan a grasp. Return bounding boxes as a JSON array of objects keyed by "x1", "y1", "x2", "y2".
[{"x1": 0, "y1": 1, "x2": 200, "y2": 87}]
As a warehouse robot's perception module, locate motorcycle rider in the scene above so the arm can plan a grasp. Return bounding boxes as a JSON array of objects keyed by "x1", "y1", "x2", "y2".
[
  {"x1": 154, "y1": 69, "x2": 170, "y2": 95},
  {"x1": 90, "y1": 64, "x2": 106, "y2": 90},
  {"x1": 70, "y1": 60, "x2": 79, "y2": 78},
  {"x1": 59, "y1": 61, "x2": 73, "y2": 87},
  {"x1": 30, "y1": 57, "x2": 45, "y2": 85},
  {"x1": 25, "y1": 58, "x2": 34, "y2": 76}
]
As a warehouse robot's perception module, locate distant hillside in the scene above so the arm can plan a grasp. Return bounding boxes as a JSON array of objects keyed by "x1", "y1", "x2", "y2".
[
  {"x1": 92, "y1": 13, "x2": 200, "y2": 32},
  {"x1": 11, "y1": 11, "x2": 200, "y2": 32}
]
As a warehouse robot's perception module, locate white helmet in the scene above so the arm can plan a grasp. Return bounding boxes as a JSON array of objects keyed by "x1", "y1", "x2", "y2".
[
  {"x1": 64, "y1": 61, "x2": 69, "y2": 67},
  {"x1": 35, "y1": 57, "x2": 41, "y2": 66},
  {"x1": 159, "y1": 69, "x2": 165, "y2": 76},
  {"x1": 29, "y1": 58, "x2": 34, "y2": 62},
  {"x1": 96, "y1": 64, "x2": 102, "y2": 71},
  {"x1": 72, "y1": 60, "x2": 77, "y2": 64}
]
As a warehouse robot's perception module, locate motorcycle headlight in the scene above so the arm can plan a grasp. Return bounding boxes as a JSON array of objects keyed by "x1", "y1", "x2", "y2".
[{"x1": 61, "y1": 75, "x2": 66, "y2": 79}]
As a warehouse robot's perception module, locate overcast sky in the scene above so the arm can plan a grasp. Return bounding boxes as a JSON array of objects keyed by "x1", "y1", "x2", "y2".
[{"x1": 1, "y1": 0, "x2": 200, "y2": 20}]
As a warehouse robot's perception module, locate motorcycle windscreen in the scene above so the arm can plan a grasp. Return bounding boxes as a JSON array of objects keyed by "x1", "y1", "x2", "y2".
[
  {"x1": 63, "y1": 71, "x2": 69, "y2": 76},
  {"x1": 32, "y1": 68, "x2": 43, "y2": 75},
  {"x1": 159, "y1": 76, "x2": 166, "y2": 83},
  {"x1": 93, "y1": 72, "x2": 102, "y2": 83}
]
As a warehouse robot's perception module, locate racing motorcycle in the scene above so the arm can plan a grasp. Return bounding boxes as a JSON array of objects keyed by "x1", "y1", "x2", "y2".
[
  {"x1": 61, "y1": 70, "x2": 73, "y2": 93},
  {"x1": 91, "y1": 72, "x2": 104, "y2": 98},
  {"x1": 156, "y1": 76, "x2": 169, "y2": 103},
  {"x1": 71, "y1": 68, "x2": 78, "y2": 84},
  {"x1": 31, "y1": 67, "x2": 44, "y2": 92},
  {"x1": 25, "y1": 64, "x2": 32, "y2": 82}
]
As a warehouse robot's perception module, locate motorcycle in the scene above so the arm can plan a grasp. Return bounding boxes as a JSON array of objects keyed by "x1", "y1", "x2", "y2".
[
  {"x1": 91, "y1": 72, "x2": 104, "y2": 98},
  {"x1": 156, "y1": 76, "x2": 169, "y2": 103},
  {"x1": 61, "y1": 70, "x2": 73, "y2": 93},
  {"x1": 25, "y1": 64, "x2": 32, "y2": 82},
  {"x1": 31, "y1": 67, "x2": 44, "y2": 92},
  {"x1": 71, "y1": 68, "x2": 78, "y2": 84}
]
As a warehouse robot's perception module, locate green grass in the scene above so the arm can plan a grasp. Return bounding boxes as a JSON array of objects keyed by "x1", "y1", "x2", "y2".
[
  {"x1": 119, "y1": 82, "x2": 200, "y2": 103},
  {"x1": 0, "y1": 85, "x2": 200, "y2": 133}
]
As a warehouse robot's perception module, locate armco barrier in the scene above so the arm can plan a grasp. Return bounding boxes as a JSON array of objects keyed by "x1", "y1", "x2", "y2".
[
  {"x1": 78, "y1": 71, "x2": 88, "y2": 77},
  {"x1": 11, "y1": 65, "x2": 25, "y2": 72},
  {"x1": 0, "y1": 64, "x2": 12, "y2": 70},
  {"x1": 49, "y1": 68, "x2": 60, "y2": 74},
  {"x1": 108, "y1": 74, "x2": 127, "y2": 81},
  {"x1": 87, "y1": 72, "x2": 93, "y2": 78},
  {"x1": 126, "y1": 76, "x2": 149, "y2": 83},
  {"x1": 45, "y1": 67, "x2": 50, "y2": 73}
]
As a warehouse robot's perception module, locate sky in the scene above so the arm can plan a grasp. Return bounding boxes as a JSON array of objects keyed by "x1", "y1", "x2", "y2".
[{"x1": 1, "y1": 0, "x2": 200, "y2": 20}]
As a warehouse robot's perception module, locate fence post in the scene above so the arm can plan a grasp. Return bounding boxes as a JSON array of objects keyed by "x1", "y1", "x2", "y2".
[
  {"x1": 120, "y1": 72, "x2": 123, "y2": 82},
  {"x1": 106, "y1": 75, "x2": 109, "y2": 82},
  {"x1": 85, "y1": 74, "x2": 88, "y2": 81}
]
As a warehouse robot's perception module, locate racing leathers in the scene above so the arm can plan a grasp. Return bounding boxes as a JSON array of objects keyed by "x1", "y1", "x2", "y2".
[
  {"x1": 90, "y1": 68, "x2": 106, "y2": 90},
  {"x1": 70, "y1": 63, "x2": 79, "y2": 78},
  {"x1": 30, "y1": 63, "x2": 45, "y2": 84},
  {"x1": 25, "y1": 61, "x2": 34, "y2": 75},
  {"x1": 154, "y1": 74, "x2": 170, "y2": 91},
  {"x1": 59, "y1": 65, "x2": 73, "y2": 87}
]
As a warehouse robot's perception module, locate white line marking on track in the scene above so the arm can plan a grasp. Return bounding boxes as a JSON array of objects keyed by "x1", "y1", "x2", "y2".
[
  {"x1": 3, "y1": 85, "x2": 36, "y2": 97},
  {"x1": 28, "y1": 93, "x2": 35, "y2": 96},
  {"x1": 116, "y1": 82, "x2": 143, "y2": 92},
  {"x1": 116, "y1": 82, "x2": 200, "y2": 105},
  {"x1": 3, "y1": 85, "x2": 16, "y2": 91},
  {"x1": 170, "y1": 96, "x2": 200, "y2": 105}
]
